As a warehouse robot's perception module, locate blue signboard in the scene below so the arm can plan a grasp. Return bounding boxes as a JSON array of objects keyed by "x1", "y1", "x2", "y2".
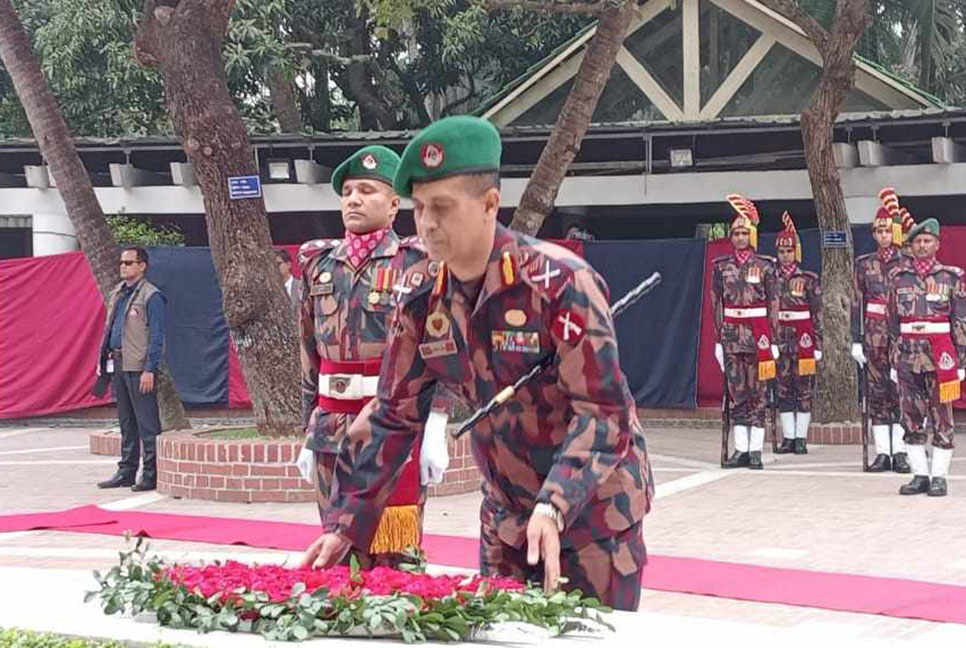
[
  {"x1": 822, "y1": 230, "x2": 848, "y2": 248},
  {"x1": 228, "y1": 175, "x2": 262, "y2": 200}
]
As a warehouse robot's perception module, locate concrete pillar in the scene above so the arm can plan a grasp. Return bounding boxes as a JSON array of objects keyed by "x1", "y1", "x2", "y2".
[
  {"x1": 32, "y1": 212, "x2": 78, "y2": 256},
  {"x1": 845, "y1": 196, "x2": 881, "y2": 225}
]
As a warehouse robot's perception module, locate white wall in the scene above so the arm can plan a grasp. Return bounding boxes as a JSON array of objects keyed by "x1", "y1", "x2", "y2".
[{"x1": 9, "y1": 163, "x2": 965, "y2": 244}]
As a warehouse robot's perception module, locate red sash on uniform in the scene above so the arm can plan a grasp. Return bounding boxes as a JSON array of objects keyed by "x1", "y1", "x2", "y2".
[
  {"x1": 317, "y1": 357, "x2": 422, "y2": 553},
  {"x1": 900, "y1": 316, "x2": 961, "y2": 403},
  {"x1": 724, "y1": 301, "x2": 776, "y2": 381},
  {"x1": 779, "y1": 305, "x2": 817, "y2": 376}
]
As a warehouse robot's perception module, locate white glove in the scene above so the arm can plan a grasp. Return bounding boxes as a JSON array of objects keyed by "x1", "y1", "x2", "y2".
[
  {"x1": 714, "y1": 343, "x2": 724, "y2": 373},
  {"x1": 959, "y1": 369, "x2": 965, "y2": 382},
  {"x1": 890, "y1": 368, "x2": 898, "y2": 384},
  {"x1": 851, "y1": 343, "x2": 866, "y2": 366},
  {"x1": 814, "y1": 350, "x2": 823, "y2": 361},
  {"x1": 295, "y1": 447, "x2": 315, "y2": 485},
  {"x1": 420, "y1": 410, "x2": 450, "y2": 485},
  {"x1": 771, "y1": 345, "x2": 780, "y2": 360}
]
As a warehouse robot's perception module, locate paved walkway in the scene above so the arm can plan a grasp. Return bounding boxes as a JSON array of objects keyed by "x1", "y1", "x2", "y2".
[{"x1": 1, "y1": 424, "x2": 966, "y2": 645}]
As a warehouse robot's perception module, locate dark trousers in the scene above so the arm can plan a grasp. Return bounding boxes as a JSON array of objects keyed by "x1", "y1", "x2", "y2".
[{"x1": 113, "y1": 371, "x2": 162, "y2": 483}]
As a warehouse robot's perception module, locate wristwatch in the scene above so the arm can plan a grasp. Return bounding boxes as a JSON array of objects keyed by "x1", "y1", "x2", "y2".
[{"x1": 533, "y1": 502, "x2": 564, "y2": 532}]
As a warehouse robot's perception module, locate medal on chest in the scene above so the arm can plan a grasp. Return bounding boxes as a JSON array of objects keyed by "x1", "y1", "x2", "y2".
[
  {"x1": 790, "y1": 277, "x2": 806, "y2": 297},
  {"x1": 310, "y1": 270, "x2": 334, "y2": 296},
  {"x1": 925, "y1": 277, "x2": 948, "y2": 303},
  {"x1": 746, "y1": 265, "x2": 761, "y2": 284}
]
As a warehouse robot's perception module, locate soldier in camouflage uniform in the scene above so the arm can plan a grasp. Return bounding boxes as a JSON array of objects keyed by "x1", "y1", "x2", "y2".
[
  {"x1": 774, "y1": 212, "x2": 823, "y2": 455},
  {"x1": 851, "y1": 188, "x2": 911, "y2": 473},
  {"x1": 295, "y1": 145, "x2": 450, "y2": 565},
  {"x1": 712, "y1": 194, "x2": 779, "y2": 470},
  {"x1": 887, "y1": 218, "x2": 966, "y2": 497},
  {"x1": 302, "y1": 116, "x2": 653, "y2": 611}
]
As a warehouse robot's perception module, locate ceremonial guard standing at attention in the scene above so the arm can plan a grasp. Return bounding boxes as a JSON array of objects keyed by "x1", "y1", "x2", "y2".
[
  {"x1": 295, "y1": 145, "x2": 449, "y2": 565},
  {"x1": 712, "y1": 195, "x2": 779, "y2": 470},
  {"x1": 774, "y1": 212, "x2": 823, "y2": 455},
  {"x1": 851, "y1": 188, "x2": 911, "y2": 473},
  {"x1": 888, "y1": 217, "x2": 966, "y2": 497}
]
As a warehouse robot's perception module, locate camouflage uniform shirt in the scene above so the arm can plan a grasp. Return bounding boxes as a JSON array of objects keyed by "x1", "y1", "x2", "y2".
[
  {"x1": 853, "y1": 249, "x2": 902, "y2": 348},
  {"x1": 299, "y1": 229, "x2": 424, "y2": 451},
  {"x1": 711, "y1": 253, "x2": 779, "y2": 352},
  {"x1": 323, "y1": 224, "x2": 654, "y2": 557},
  {"x1": 887, "y1": 259, "x2": 966, "y2": 373}
]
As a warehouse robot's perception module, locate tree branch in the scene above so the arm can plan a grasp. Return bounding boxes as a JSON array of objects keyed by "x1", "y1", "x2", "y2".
[
  {"x1": 484, "y1": 0, "x2": 611, "y2": 15},
  {"x1": 133, "y1": 0, "x2": 162, "y2": 67},
  {"x1": 757, "y1": 0, "x2": 829, "y2": 53}
]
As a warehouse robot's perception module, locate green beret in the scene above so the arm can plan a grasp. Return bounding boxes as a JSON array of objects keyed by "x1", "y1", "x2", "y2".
[
  {"x1": 393, "y1": 116, "x2": 501, "y2": 198},
  {"x1": 331, "y1": 145, "x2": 400, "y2": 195},
  {"x1": 907, "y1": 217, "x2": 940, "y2": 242}
]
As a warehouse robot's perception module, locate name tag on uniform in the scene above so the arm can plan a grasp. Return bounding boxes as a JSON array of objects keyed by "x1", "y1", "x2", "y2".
[
  {"x1": 492, "y1": 330, "x2": 541, "y2": 354},
  {"x1": 105, "y1": 358, "x2": 115, "y2": 374},
  {"x1": 310, "y1": 282, "x2": 333, "y2": 297},
  {"x1": 897, "y1": 287, "x2": 915, "y2": 295},
  {"x1": 419, "y1": 339, "x2": 457, "y2": 359}
]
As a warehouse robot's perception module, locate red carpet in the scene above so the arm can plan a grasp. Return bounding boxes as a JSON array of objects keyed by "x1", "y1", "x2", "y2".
[{"x1": 2, "y1": 506, "x2": 965, "y2": 625}]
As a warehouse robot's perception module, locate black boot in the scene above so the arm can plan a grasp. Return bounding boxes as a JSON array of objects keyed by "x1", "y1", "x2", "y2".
[
  {"x1": 748, "y1": 451, "x2": 763, "y2": 470},
  {"x1": 131, "y1": 480, "x2": 156, "y2": 492},
  {"x1": 928, "y1": 477, "x2": 948, "y2": 497},
  {"x1": 723, "y1": 451, "x2": 750, "y2": 469},
  {"x1": 794, "y1": 438, "x2": 808, "y2": 455},
  {"x1": 775, "y1": 439, "x2": 796, "y2": 454},
  {"x1": 899, "y1": 475, "x2": 930, "y2": 495},
  {"x1": 868, "y1": 454, "x2": 891, "y2": 473},
  {"x1": 97, "y1": 472, "x2": 135, "y2": 489},
  {"x1": 892, "y1": 453, "x2": 911, "y2": 474}
]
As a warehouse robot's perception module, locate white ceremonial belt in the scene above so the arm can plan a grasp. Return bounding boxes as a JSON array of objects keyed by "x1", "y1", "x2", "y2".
[
  {"x1": 318, "y1": 374, "x2": 379, "y2": 400},
  {"x1": 725, "y1": 307, "x2": 767, "y2": 318},
  {"x1": 779, "y1": 311, "x2": 811, "y2": 322},
  {"x1": 901, "y1": 322, "x2": 950, "y2": 334},
  {"x1": 865, "y1": 303, "x2": 886, "y2": 315}
]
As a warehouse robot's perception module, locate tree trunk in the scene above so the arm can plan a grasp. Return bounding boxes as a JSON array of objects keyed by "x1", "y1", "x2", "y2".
[
  {"x1": 795, "y1": 0, "x2": 871, "y2": 423},
  {"x1": 0, "y1": 0, "x2": 190, "y2": 431},
  {"x1": 266, "y1": 66, "x2": 302, "y2": 133},
  {"x1": 802, "y1": 109, "x2": 858, "y2": 423},
  {"x1": 135, "y1": 0, "x2": 300, "y2": 437},
  {"x1": 508, "y1": 0, "x2": 637, "y2": 236}
]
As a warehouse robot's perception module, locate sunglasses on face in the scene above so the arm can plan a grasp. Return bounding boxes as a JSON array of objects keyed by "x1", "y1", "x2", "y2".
[{"x1": 120, "y1": 260, "x2": 141, "y2": 266}]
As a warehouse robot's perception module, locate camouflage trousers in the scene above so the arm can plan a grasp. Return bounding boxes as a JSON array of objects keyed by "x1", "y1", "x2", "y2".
[
  {"x1": 866, "y1": 344, "x2": 900, "y2": 425},
  {"x1": 724, "y1": 352, "x2": 769, "y2": 427},
  {"x1": 314, "y1": 450, "x2": 425, "y2": 569},
  {"x1": 897, "y1": 368, "x2": 955, "y2": 450},
  {"x1": 478, "y1": 508, "x2": 645, "y2": 611},
  {"x1": 776, "y1": 349, "x2": 813, "y2": 412}
]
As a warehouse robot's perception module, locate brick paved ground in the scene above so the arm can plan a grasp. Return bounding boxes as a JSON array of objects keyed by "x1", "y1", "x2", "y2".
[{"x1": 2, "y1": 424, "x2": 966, "y2": 644}]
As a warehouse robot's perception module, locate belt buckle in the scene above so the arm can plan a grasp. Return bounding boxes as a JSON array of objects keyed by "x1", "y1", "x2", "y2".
[
  {"x1": 329, "y1": 375, "x2": 350, "y2": 395},
  {"x1": 913, "y1": 324, "x2": 925, "y2": 332}
]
